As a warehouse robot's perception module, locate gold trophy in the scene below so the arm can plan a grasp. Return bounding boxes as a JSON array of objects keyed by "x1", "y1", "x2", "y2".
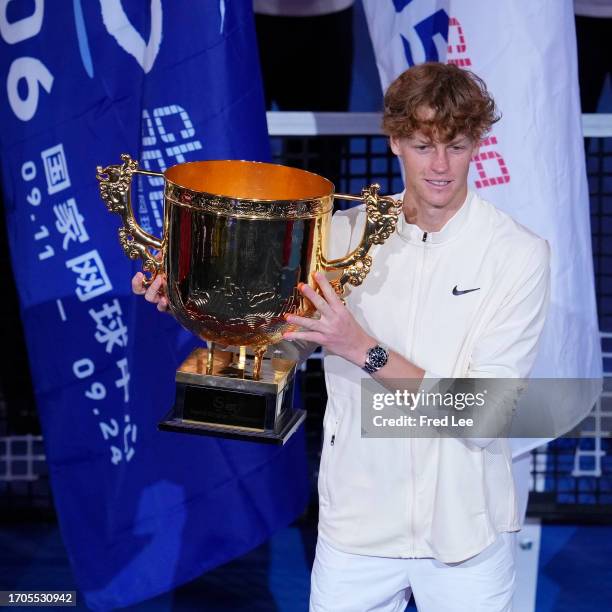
[{"x1": 96, "y1": 154, "x2": 401, "y2": 443}]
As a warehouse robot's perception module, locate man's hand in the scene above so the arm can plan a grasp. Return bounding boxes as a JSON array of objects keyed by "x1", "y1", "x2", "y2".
[
  {"x1": 283, "y1": 272, "x2": 375, "y2": 367},
  {"x1": 131, "y1": 271, "x2": 169, "y2": 312}
]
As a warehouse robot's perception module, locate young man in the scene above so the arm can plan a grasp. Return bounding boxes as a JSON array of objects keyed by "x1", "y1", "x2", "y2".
[
  {"x1": 134, "y1": 63, "x2": 550, "y2": 611},
  {"x1": 283, "y1": 62, "x2": 549, "y2": 611}
]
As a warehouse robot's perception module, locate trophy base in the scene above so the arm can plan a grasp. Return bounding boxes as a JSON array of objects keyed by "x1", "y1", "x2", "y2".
[
  {"x1": 158, "y1": 405, "x2": 306, "y2": 444},
  {"x1": 157, "y1": 347, "x2": 305, "y2": 444}
]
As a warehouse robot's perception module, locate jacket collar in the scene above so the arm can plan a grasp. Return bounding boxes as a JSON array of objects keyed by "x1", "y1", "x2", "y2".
[{"x1": 396, "y1": 190, "x2": 474, "y2": 245}]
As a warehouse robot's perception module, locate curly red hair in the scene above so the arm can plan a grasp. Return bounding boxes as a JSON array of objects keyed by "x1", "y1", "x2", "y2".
[{"x1": 382, "y1": 62, "x2": 499, "y2": 142}]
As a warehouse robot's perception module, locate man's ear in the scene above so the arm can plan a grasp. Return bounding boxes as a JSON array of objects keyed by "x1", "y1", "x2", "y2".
[
  {"x1": 472, "y1": 139, "x2": 481, "y2": 159},
  {"x1": 390, "y1": 136, "x2": 401, "y2": 156}
]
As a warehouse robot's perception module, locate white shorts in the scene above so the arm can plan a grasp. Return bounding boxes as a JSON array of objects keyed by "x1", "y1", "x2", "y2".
[{"x1": 310, "y1": 533, "x2": 516, "y2": 612}]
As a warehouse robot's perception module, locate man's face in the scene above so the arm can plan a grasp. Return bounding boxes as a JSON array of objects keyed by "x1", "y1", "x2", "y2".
[{"x1": 390, "y1": 130, "x2": 479, "y2": 215}]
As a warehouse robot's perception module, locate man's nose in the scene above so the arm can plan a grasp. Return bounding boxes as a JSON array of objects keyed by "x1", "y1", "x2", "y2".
[{"x1": 431, "y1": 148, "x2": 450, "y2": 173}]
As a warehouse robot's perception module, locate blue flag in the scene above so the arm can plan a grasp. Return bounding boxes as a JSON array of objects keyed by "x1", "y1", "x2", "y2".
[{"x1": 0, "y1": 2, "x2": 308, "y2": 609}]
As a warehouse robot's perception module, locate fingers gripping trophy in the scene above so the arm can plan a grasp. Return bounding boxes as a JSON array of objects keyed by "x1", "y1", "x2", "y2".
[{"x1": 96, "y1": 154, "x2": 401, "y2": 443}]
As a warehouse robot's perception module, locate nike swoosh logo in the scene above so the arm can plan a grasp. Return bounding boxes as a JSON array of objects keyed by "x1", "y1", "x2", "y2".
[{"x1": 452, "y1": 286, "x2": 480, "y2": 296}]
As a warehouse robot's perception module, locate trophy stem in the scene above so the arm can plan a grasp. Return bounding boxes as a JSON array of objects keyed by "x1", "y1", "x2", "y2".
[
  {"x1": 206, "y1": 342, "x2": 216, "y2": 375},
  {"x1": 237, "y1": 346, "x2": 247, "y2": 371},
  {"x1": 252, "y1": 345, "x2": 267, "y2": 381}
]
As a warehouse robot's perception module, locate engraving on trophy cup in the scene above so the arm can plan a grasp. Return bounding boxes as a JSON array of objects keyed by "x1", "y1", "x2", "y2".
[{"x1": 96, "y1": 154, "x2": 402, "y2": 443}]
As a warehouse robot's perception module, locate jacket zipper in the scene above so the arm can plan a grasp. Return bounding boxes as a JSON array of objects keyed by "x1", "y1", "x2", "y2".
[
  {"x1": 323, "y1": 417, "x2": 339, "y2": 504},
  {"x1": 406, "y1": 240, "x2": 427, "y2": 557}
]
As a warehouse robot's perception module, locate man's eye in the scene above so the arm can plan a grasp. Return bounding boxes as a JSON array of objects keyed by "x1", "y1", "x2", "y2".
[
  {"x1": 451, "y1": 144, "x2": 466, "y2": 151},
  {"x1": 415, "y1": 145, "x2": 430, "y2": 151}
]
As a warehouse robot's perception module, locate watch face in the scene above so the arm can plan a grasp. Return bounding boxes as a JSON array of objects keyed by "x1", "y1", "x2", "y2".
[{"x1": 368, "y1": 346, "x2": 388, "y2": 369}]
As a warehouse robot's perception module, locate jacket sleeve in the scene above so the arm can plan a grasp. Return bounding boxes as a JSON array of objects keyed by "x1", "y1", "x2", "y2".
[
  {"x1": 423, "y1": 238, "x2": 551, "y2": 448},
  {"x1": 465, "y1": 238, "x2": 551, "y2": 379}
]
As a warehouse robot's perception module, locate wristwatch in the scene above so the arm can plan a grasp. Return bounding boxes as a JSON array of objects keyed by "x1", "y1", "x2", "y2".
[{"x1": 363, "y1": 344, "x2": 389, "y2": 374}]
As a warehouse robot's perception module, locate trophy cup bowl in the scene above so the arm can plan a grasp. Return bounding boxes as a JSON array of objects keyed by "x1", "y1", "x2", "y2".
[{"x1": 96, "y1": 154, "x2": 401, "y2": 443}]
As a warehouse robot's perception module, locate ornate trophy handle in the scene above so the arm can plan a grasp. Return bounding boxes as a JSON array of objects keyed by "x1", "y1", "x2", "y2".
[
  {"x1": 95, "y1": 153, "x2": 165, "y2": 286},
  {"x1": 323, "y1": 184, "x2": 402, "y2": 290}
]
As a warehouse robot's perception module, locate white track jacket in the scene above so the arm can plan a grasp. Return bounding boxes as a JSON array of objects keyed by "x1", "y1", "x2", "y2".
[{"x1": 318, "y1": 190, "x2": 550, "y2": 563}]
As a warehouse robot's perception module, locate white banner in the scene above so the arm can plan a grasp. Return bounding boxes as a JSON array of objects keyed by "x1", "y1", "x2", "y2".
[{"x1": 363, "y1": 0, "x2": 602, "y2": 455}]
